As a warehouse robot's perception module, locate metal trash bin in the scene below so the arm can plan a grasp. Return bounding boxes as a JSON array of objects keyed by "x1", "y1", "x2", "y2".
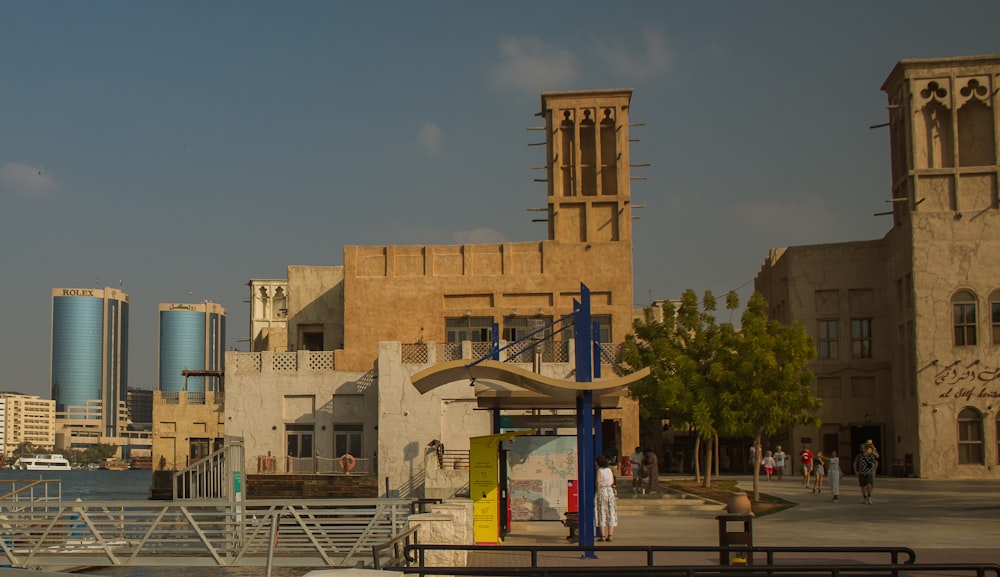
[{"x1": 716, "y1": 514, "x2": 753, "y2": 565}]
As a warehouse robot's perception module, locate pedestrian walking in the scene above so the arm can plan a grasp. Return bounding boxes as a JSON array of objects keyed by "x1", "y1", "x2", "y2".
[
  {"x1": 854, "y1": 440, "x2": 880, "y2": 504},
  {"x1": 773, "y1": 445, "x2": 786, "y2": 480},
  {"x1": 762, "y1": 451, "x2": 776, "y2": 481},
  {"x1": 799, "y1": 446, "x2": 814, "y2": 488},
  {"x1": 811, "y1": 451, "x2": 825, "y2": 493}
]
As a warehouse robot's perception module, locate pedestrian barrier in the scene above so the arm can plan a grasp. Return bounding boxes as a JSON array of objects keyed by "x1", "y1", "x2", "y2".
[
  {"x1": 402, "y1": 543, "x2": 920, "y2": 569},
  {"x1": 392, "y1": 564, "x2": 1000, "y2": 577},
  {"x1": 0, "y1": 497, "x2": 412, "y2": 571}
]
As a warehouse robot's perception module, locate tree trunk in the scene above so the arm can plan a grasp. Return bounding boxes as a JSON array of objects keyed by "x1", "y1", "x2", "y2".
[
  {"x1": 702, "y1": 436, "x2": 713, "y2": 488},
  {"x1": 752, "y1": 434, "x2": 762, "y2": 502},
  {"x1": 693, "y1": 436, "x2": 702, "y2": 483},
  {"x1": 714, "y1": 436, "x2": 720, "y2": 478}
]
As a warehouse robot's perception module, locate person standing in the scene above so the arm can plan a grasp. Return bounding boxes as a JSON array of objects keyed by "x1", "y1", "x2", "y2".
[
  {"x1": 644, "y1": 448, "x2": 660, "y2": 494},
  {"x1": 827, "y1": 450, "x2": 841, "y2": 502},
  {"x1": 854, "y1": 440, "x2": 880, "y2": 504},
  {"x1": 628, "y1": 446, "x2": 643, "y2": 493},
  {"x1": 594, "y1": 455, "x2": 617, "y2": 541},
  {"x1": 799, "y1": 446, "x2": 814, "y2": 487},
  {"x1": 773, "y1": 445, "x2": 786, "y2": 480},
  {"x1": 811, "y1": 451, "x2": 825, "y2": 493}
]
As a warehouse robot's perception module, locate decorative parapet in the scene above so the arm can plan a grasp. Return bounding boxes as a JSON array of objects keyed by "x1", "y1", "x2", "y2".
[
  {"x1": 230, "y1": 350, "x2": 337, "y2": 374},
  {"x1": 398, "y1": 340, "x2": 577, "y2": 365},
  {"x1": 233, "y1": 352, "x2": 262, "y2": 374},
  {"x1": 153, "y1": 390, "x2": 224, "y2": 406},
  {"x1": 228, "y1": 341, "x2": 619, "y2": 372}
]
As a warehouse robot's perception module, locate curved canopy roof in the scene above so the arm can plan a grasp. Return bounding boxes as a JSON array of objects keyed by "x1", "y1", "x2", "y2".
[{"x1": 410, "y1": 359, "x2": 650, "y2": 409}]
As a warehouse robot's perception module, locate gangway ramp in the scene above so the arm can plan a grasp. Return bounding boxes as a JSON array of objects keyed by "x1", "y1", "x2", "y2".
[{"x1": 0, "y1": 497, "x2": 412, "y2": 571}]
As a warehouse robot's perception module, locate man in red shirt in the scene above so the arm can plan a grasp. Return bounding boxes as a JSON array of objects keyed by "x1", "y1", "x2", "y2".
[{"x1": 799, "y1": 446, "x2": 814, "y2": 487}]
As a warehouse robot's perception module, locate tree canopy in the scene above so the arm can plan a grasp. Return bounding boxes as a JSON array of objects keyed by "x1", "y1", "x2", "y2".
[{"x1": 624, "y1": 289, "x2": 821, "y2": 498}]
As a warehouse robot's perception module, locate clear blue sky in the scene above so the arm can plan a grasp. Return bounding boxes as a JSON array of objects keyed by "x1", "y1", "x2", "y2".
[{"x1": 2, "y1": 1, "x2": 999, "y2": 398}]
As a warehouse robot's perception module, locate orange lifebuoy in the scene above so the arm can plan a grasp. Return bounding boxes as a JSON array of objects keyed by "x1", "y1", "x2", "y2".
[{"x1": 339, "y1": 454, "x2": 356, "y2": 472}]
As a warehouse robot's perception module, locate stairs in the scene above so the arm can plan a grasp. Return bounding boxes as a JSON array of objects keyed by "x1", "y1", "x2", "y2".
[{"x1": 615, "y1": 487, "x2": 724, "y2": 517}]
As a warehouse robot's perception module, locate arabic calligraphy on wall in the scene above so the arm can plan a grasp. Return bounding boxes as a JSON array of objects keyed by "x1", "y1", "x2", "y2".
[{"x1": 934, "y1": 362, "x2": 1000, "y2": 400}]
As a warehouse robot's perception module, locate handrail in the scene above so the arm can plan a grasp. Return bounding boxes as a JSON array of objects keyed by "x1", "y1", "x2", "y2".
[
  {"x1": 409, "y1": 499, "x2": 443, "y2": 514},
  {"x1": 393, "y1": 564, "x2": 999, "y2": 577},
  {"x1": 371, "y1": 524, "x2": 420, "y2": 569},
  {"x1": 0, "y1": 480, "x2": 62, "y2": 503},
  {"x1": 402, "y1": 543, "x2": 919, "y2": 570},
  {"x1": 0, "y1": 497, "x2": 413, "y2": 570},
  {"x1": 172, "y1": 438, "x2": 244, "y2": 500}
]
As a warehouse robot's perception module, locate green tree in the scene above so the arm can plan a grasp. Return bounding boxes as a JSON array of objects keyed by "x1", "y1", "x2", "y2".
[
  {"x1": 625, "y1": 290, "x2": 821, "y2": 494},
  {"x1": 66, "y1": 443, "x2": 119, "y2": 466},
  {"x1": 723, "y1": 292, "x2": 821, "y2": 502},
  {"x1": 624, "y1": 289, "x2": 739, "y2": 487}
]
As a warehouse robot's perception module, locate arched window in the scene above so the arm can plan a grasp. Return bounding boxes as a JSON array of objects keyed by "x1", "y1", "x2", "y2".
[
  {"x1": 952, "y1": 291, "x2": 978, "y2": 346},
  {"x1": 990, "y1": 290, "x2": 1000, "y2": 345},
  {"x1": 957, "y1": 407, "x2": 984, "y2": 465}
]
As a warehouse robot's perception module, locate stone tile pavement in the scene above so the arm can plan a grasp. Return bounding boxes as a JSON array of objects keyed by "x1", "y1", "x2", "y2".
[{"x1": 493, "y1": 475, "x2": 1000, "y2": 566}]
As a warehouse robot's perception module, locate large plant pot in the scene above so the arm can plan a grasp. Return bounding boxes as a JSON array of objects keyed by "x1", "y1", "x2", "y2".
[{"x1": 726, "y1": 492, "x2": 753, "y2": 515}]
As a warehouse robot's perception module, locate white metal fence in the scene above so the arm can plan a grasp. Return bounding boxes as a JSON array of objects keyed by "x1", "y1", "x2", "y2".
[{"x1": 0, "y1": 497, "x2": 412, "y2": 570}]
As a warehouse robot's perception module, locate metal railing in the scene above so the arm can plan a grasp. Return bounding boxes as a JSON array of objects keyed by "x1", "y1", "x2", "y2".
[
  {"x1": 0, "y1": 497, "x2": 412, "y2": 570},
  {"x1": 435, "y1": 450, "x2": 470, "y2": 470},
  {"x1": 287, "y1": 455, "x2": 373, "y2": 475},
  {"x1": 371, "y1": 523, "x2": 420, "y2": 569},
  {"x1": 253, "y1": 454, "x2": 374, "y2": 475},
  {"x1": 393, "y1": 565, "x2": 1000, "y2": 577},
  {"x1": 403, "y1": 544, "x2": 920, "y2": 568},
  {"x1": 173, "y1": 438, "x2": 244, "y2": 500},
  {"x1": 396, "y1": 544, "x2": 999, "y2": 577},
  {"x1": 0, "y1": 479, "x2": 62, "y2": 503}
]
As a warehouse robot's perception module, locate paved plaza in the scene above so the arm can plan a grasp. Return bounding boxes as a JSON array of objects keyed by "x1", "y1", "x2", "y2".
[{"x1": 498, "y1": 475, "x2": 1000, "y2": 565}]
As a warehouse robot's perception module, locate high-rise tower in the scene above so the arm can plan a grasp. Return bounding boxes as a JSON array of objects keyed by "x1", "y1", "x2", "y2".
[
  {"x1": 50, "y1": 287, "x2": 129, "y2": 437},
  {"x1": 158, "y1": 302, "x2": 226, "y2": 394}
]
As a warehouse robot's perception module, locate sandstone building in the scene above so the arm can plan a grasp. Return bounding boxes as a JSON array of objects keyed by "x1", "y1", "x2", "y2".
[
  {"x1": 223, "y1": 89, "x2": 643, "y2": 498},
  {"x1": 0, "y1": 393, "x2": 55, "y2": 456},
  {"x1": 755, "y1": 55, "x2": 1000, "y2": 479}
]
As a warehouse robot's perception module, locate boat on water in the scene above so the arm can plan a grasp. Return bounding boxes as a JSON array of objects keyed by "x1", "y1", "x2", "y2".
[
  {"x1": 129, "y1": 455, "x2": 153, "y2": 470},
  {"x1": 13, "y1": 454, "x2": 72, "y2": 470},
  {"x1": 99, "y1": 458, "x2": 128, "y2": 471}
]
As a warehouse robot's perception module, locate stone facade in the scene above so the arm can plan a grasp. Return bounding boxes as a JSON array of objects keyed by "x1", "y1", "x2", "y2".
[
  {"x1": 225, "y1": 89, "x2": 643, "y2": 497},
  {"x1": 151, "y1": 390, "x2": 225, "y2": 470},
  {"x1": 755, "y1": 55, "x2": 1000, "y2": 479}
]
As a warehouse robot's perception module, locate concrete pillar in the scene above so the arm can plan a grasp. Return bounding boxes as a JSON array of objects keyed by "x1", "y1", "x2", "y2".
[{"x1": 408, "y1": 512, "x2": 466, "y2": 567}]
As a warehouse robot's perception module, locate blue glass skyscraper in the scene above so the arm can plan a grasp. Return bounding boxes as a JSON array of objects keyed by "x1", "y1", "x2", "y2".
[
  {"x1": 158, "y1": 302, "x2": 226, "y2": 394},
  {"x1": 50, "y1": 287, "x2": 129, "y2": 437}
]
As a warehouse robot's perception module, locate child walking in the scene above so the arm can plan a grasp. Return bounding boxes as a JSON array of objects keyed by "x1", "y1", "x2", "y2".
[{"x1": 762, "y1": 451, "x2": 776, "y2": 481}]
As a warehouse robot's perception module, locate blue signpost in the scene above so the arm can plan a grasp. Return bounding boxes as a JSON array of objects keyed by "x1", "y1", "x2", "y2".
[{"x1": 573, "y1": 283, "x2": 597, "y2": 557}]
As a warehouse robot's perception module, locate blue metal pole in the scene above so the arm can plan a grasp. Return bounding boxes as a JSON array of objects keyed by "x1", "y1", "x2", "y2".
[
  {"x1": 574, "y1": 284, "x2": 597, "y2": 558},
  {"x1": 592, "y1": 320, "x2": 603, "y2": 466},
  {"x1": 492, "y1": 322, "x2": 501, "y2": 434},
  {"x1": 595, "y1": 408, "x2": 603, "y2": 460}
]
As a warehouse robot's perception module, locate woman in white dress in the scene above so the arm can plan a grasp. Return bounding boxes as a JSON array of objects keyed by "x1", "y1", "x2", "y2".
[
  {"x1": 595, "y1": 455, "x2": 617, "y2": 541},
  {"x1": 827, "y1": 451, "x2": 841, "y2": 502}
]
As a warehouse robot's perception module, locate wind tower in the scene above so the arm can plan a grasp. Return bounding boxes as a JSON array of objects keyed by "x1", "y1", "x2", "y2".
[
  {"x1": 880, "y1": 55, "x2": 1000, "y2": 477},
  {"x1": 539, "y1": 89, "x2": 639, "y2": 245}
]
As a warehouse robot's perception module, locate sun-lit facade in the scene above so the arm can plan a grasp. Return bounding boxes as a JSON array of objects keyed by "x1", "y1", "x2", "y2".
[{"x1": 756, "y1": 55, "x2": 1000, "y2": 479}]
